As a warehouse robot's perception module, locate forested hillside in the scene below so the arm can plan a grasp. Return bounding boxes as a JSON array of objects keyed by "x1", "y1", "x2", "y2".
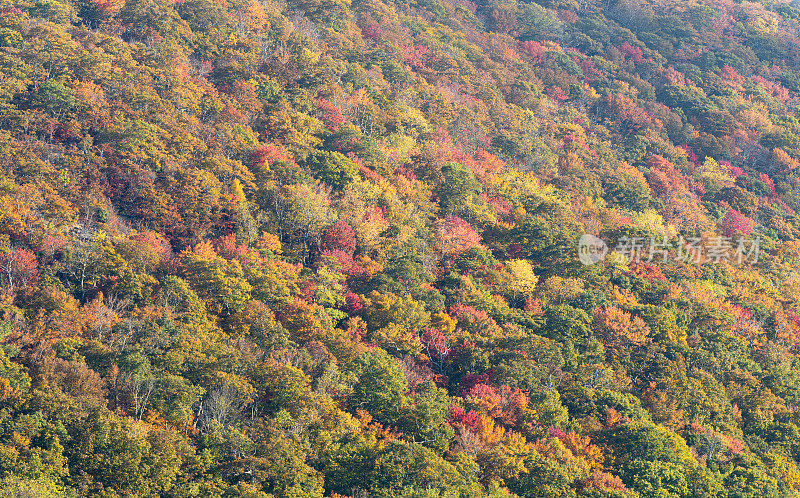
[{"x1": 3, "y1": 0, "x2": 800, "y2": 494}]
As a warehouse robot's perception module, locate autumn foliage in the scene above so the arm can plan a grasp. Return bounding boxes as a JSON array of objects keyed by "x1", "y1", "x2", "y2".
[{"x1": 0, "y1": 0, "x2": 800, "y2": 494}]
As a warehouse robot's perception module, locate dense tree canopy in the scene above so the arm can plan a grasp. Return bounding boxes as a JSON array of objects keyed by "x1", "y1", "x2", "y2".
[{"x1": 2, "y1": 0, "x2": 800, "y2": 495}]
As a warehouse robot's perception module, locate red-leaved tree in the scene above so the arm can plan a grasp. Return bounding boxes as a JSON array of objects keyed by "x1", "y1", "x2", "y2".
[
  {"x1": 435, "y1": 215, "x2": 482, "y2": 259},
  {"x1": 0, "y1": 248, "x2": 38, "y2": 295}
]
